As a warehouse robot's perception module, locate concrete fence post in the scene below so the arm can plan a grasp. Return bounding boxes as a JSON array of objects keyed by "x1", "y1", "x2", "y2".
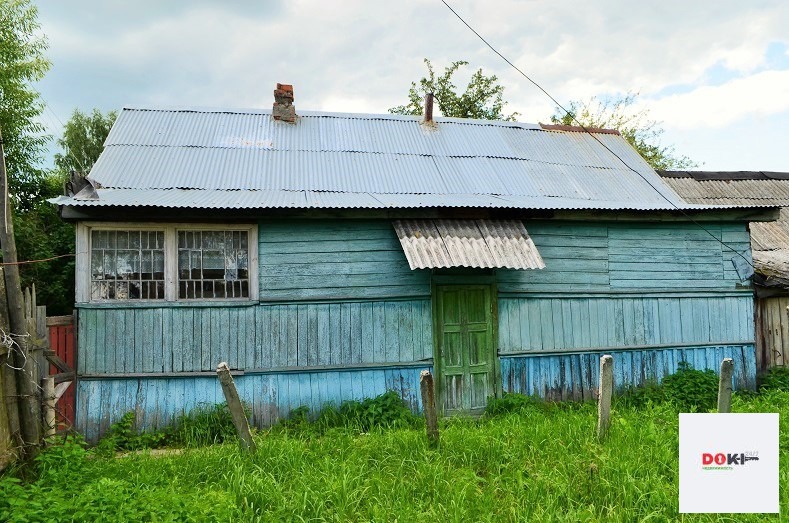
[
  {"x1": 717, "y1": 358, "x2": 734, "y2": 413},
  {"x1": 597, "y1": 355, "x2": 613, "y2": 441},
  {"x1": 419, "y1": 370, "x2": 439, "y2": 447},
  {"x1": 216, "y1": 362, "x2": 256, "y2": 453}
]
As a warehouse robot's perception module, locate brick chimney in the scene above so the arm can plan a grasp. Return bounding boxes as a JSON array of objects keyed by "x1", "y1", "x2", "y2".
[{"x1": 273, "y1": 83, "x2": 296, "y2": 123}]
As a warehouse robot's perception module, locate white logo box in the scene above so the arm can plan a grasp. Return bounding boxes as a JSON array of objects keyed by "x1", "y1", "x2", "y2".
[{"x1": 679, "y1": 413, "x2": 779, "y2": 513}]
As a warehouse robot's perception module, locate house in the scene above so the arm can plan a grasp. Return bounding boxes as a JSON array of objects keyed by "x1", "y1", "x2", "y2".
[
  {"x1": 659, "y1": 170, "x2": 789, "y2": 371},
  {"x1": 51, "y1": 88, "x2": 776, "y2": 441}
]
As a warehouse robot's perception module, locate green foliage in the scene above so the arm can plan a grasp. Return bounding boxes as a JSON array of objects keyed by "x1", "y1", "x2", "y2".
[
  {"x1": 96, "y1": 403, "x2": 240, "y2": 454},
  {"x1": 484, "y1": 392, "x2": 541, "y2": 416},
  {"x1": 1, "y1": 391, "x2": 786, "y2": 521},
  {"x1": 13, "y1": 108, "x2": 115, "y2": 315},
  {"x1": 550, "y1": 92, "x2": 697, "y2": 170},
  {"x1": 759, "y1": 366, "x2": 789, "y2": 392},
  {"x1": 95, "y1": 412, "x2": 168, "y2": 455},
  {"x1": 661, "y1": 361, "x2": 719, "y2": 412},
  {"x1": 389, "y1": 58, "x2": 518, "y2": 121},
  {"x1": 279, "y1": 390, "x2": 420, "y2": 435},
  {"x1": 615, "y1": 379, "x2": 668, "y2": 409},
  {"x1": 0, "y1": 0, "x2": 51, "y2": 210},
  {"x1": 616, "y1": 361, "x2": 720, "y2": 412},
  {"x1": 170, "y1": 402, "x2": 240, "y2": 447},
  {"x1": 53, "y1": 108, "x2": 117, "y2": 175}
]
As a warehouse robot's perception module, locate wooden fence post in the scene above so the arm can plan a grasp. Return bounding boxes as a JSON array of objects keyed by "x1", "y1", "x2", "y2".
[
  {"x1": 216, "y1": 362, "x2": 256, "y2": 453},
  {"x1": 42, "y1": 377, "x2": 55, "y2": 439},
  {"x1": 717, "y1": 358, "x2": 734, "y2": 413},
  {"x1": 419, "y1": 370, "x2": 439, "y2": 447},
  {"x1": 597, "y1": 355, "x2": 613, "y2": 441}
]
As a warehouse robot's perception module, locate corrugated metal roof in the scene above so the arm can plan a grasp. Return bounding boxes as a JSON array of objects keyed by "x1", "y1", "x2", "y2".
[
  {"x1": 392, "y1": 219, "x2": 545, "y2": 270},
  {"x1": 49, "y1": 188, "x2": 728, "y2": 210},
  {"x1": 50, "y1": 105, "x2": 705, "y2": 211}
]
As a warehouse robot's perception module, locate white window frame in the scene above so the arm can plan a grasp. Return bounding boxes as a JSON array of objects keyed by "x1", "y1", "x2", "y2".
[{"x1": 76, "y1": 222, "x2": 259, "y2": 303}]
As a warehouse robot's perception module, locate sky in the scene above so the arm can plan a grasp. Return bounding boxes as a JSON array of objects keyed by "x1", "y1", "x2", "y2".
[{"x1": 34, "y1": 0, "x2": 789, "y2": 171}]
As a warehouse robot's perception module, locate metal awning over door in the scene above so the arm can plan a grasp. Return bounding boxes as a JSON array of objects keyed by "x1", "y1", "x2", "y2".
[{"x1": 392, "y1": 219, "x2": 545, "y2": 270}]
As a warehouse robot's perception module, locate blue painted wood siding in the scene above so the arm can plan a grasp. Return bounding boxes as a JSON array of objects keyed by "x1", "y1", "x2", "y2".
[
  {"x1": 78, "y1": 300, "x2": 433, "y2": 374},
  {"x1": 501, "y1": 345, "x2": 756, "y2": 400},
  {"x1": 260, "y1": 220, "x2": 430, "y2": 301},
  {"x1": 498, "y1": 221, "x2": 752, "y2": 292},
  {"x1": 499, "y1": 295, "x2": 754, "y2": 353},
  {"x1": 76, "y1": 366, "x2": 430, "y2": 442}
]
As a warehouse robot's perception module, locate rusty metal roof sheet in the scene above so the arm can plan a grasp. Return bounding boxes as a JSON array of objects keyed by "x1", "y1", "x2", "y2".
[
  {"x1": 50, "y1": 105, "x2": 706, "y2": 211},
  {"x1": 392, "y1": 219, "x2": 545, "y2": 270}
]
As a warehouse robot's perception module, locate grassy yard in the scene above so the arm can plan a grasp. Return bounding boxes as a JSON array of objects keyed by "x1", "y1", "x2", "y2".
[{"x1": 1, "y1": 391, "x2": 787, "y2": 522}]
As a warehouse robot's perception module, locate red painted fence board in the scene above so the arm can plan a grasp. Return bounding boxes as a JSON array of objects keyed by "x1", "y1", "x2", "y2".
[{"x1": 48, "y1": 316, "x2": 75, "y2": 428}]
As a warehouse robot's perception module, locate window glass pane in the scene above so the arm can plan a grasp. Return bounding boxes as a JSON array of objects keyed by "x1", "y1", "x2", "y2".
[
  {"x1": 90, "y1": 230, "x2": 165, "y2": 301},
  {"x1": 177, "y1": 229, "x2": 250, "y2": 299}
]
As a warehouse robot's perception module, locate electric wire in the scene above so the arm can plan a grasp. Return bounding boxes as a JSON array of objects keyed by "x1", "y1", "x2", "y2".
[{"x1": 439, "y1": 0, "x2": 756, "y2": 270}]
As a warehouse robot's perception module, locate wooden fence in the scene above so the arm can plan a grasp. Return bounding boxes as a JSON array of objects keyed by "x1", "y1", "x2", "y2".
[
  {"x1": 755, "y1": 296, "x2": 789, "y2": 371},
  {"x1": 47, "y1": 316, "x2": 76, "y2": 428}
]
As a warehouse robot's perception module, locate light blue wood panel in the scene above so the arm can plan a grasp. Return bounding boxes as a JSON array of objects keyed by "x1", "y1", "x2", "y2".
[
  {"x1": 76, "y1": 365, "x2": 432, "y2": 442},
  {"x1": 78, "y1": 300, "x2": 433, "y2": 374},
  {"x1": 259, "y1": 219, "x2": 431, "y2": 301},
  {"x1": 501, "y1": 220, "x2": 751, "y2": 292},
  {"x1": 501, "y1": 344, "x2": 757, "y2": 400},
  {"x1": 498, "y1": 295, "x2": 754, "y2": 353}
]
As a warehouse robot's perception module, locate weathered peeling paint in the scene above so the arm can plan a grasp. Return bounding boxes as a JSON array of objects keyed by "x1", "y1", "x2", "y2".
[
  {"x1": 77, "y1": 366, "x2": 430, "y2": 442},
  {"x1": 501, "y1": 345, "x2": 756, "y2": 401}
]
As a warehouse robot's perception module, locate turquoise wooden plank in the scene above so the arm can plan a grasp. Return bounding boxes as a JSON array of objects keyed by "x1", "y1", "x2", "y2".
[
  {"x1": 307, "y1": 304, "x2": 318, "y2": 366},
  {"x1": 296, "y1": 305, "x2": 310, "y2": 366},
  {"x1": 316, "y1": 305, "x2": 329, "y2": 366},
  {"x1": 153, "y1": 308, "x2": 164, "y2": 372},
  {"x1": 280, "y1": 304, "x2": 293, "y2": 367},
  {"x1": 256, "y1": 305, "x2": 269, "y2": 368},
  {"x1": 400, "y1": 301, "x2": 414, "y2": 362},
  {"x1": 202, "y1": 309, "x2": 216, "y2": 369},
  {"x1": 350, "y1": 302, "x2": 363, "y2": 363},
  {"x1": 384, "y1": 302, "x2": 399, "y2": 362},
  {"x1": 372, "y1": 302, "x2": 386, "y2": 363}
]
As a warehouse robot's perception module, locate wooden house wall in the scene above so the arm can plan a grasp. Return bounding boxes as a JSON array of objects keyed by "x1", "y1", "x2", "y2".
[{"x1": 75, "y1": 218, "x2": 757, "y2": 440}]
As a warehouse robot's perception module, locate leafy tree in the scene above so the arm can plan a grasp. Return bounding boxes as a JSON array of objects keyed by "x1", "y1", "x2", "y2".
[
  {"x1": 16, "y1": 108, "x2": 116, "y2": 315},
  {"x1": 54, "y1": 108, "x2": 117, "y2": 176},
  {"x1": 0, "y1": 0, "x2": 51, "y2": 211},
  {"x1": 550, "y1": 92, "x2": 697, "y2": 170},
  {"x1": 389, "y1": 59, "x2": 518, "y2": 121}
]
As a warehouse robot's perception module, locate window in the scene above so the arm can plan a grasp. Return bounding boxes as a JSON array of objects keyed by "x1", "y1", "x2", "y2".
[
  {"x1": 78, "y1": 223, "x2": 258, "y2": 303},
  {"x1": 177, "y1": 230, "x2": 249, "y2": 299},
  {"x1": 91, "y1": 230, "x2": 165, "y2": 300}
]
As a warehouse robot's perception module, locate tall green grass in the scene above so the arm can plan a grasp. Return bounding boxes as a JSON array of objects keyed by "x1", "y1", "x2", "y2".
[{"x1": 2, "y1": 390, "x2": 787, "y2": 522}]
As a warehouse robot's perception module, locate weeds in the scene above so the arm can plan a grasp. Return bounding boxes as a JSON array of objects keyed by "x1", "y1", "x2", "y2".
[
  {"x1": 2, "y1": 390, "x2": 786, "y2": 522},
  {"x1": 760, "y1": 366, "x2": 789, "y2": 392},
  {"x1": 278, "y1": 390, "x2": 421, "y2": 436}
]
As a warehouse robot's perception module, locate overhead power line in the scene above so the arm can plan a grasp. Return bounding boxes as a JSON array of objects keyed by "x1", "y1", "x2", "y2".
[{"x1": 439, "y1": 0, "x2": 755, "y2": 270}]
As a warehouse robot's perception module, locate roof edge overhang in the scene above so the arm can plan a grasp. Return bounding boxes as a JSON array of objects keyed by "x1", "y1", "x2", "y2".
[{"x1": 54, "y1": 203, "x2": 782, "y2": 224}]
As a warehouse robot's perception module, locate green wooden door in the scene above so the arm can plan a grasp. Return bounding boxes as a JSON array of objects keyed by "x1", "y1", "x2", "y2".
[{"x1": 434, "y1": 285, "x2": 497, "y2": 415}]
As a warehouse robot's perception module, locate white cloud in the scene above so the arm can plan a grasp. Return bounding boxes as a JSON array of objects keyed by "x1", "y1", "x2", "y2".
[
  {"x1": 648, "y1": 70, "x2": 789, "y2": 129},
  {"x1": 33, "y1": 0, "x2": 789, "y2": 169}
]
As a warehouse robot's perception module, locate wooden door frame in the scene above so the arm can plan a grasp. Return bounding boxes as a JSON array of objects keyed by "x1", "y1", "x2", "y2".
[{"x1": 431, "y1": 279, "x2": 501, "y2": 415}]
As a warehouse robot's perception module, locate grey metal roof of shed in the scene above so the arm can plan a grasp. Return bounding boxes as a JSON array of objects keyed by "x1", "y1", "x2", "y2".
[
  {"x1": 52, "y1": 106, "x2": 717, "y2": 211},
  {"x1": 660, "y1": 170, "x2": 789, "y2": 286}
]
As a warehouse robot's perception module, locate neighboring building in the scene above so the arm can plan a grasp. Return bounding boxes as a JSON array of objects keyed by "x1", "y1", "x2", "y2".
[
  {"x1": 660, "y1": 170, "x2": 789, "y2": 371},
  {"x1": 50, "y1": 91, "x2": 775, "y2": 441}
]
